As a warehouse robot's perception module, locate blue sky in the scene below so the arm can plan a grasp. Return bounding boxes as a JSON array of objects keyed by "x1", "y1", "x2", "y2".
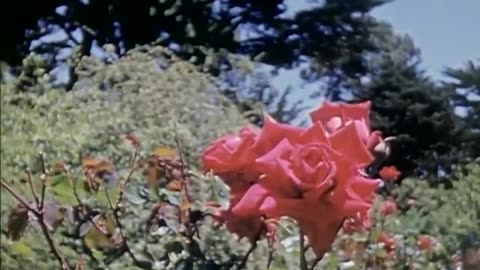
[
  {"x1": 371, "y1": 0, "x2": 479, "y2": 79},
  {"x1": 274, "y1": 0, "x2": 479, "y2": 122}
]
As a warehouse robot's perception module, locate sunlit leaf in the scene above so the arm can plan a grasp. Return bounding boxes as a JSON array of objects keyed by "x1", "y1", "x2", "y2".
[
  {"x1": 49, "y1": 174, "x2": 85, "y2": 205},
  {"x1": 153, "y1": 146, "x2": 177, "y2": 159},
  {"x1": 95, "y1": 184, "x2": 121, "y2": 206},
  {"x1": 9, "y1": 241, "x2": 32, "y2": 256},
  {"x1": 82, "y1": 214, "x2": 116, "y2": 251},
  {"x1": 91, "y1": 248, "x2": 105, "y2": 262},
  {"x1": 6, "y1": 203, "x2": 29, "y2": 241}
]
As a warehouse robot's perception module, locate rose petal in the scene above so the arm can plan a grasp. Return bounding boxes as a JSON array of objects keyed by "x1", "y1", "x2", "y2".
[
  {"x1": 255, "y1": 139, "x2": 294, "y2": 176},
  {"x1": 231, "y1": 183, "x2": 270, "y2": 216},
  {"x1": 254, "y1": 113, "x2": 304, "y2": 155},
  {"x1": 329, "y1": 122, "x2": 374, "y2": 166}
]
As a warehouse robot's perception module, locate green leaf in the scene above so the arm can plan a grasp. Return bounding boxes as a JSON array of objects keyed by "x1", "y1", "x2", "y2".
[
  {"x1": 9, "y1": 241, "x2": 32, "y2": 256},
  {"x1": 49, "y1": 174, "x2": 85, "y2": 205},
  {"x1": 159, "y1": 189, "x2": 180, "y2": 206},
  {"x1": 124, "y1": 184, "x2": 147, "y2": 205},
  {"x1": 91, "y1": 248, "x2": 105, "y2": 262},
  {"x1": 95, "y1": 183, "x2": 121, "y2": 206},
  {"x1": 82, "y1": 214, "x2": 116, "y2": 250}
]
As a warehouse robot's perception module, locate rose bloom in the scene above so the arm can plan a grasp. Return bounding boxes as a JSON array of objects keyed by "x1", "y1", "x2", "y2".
[
  {"x1": 201, "y1": 101, "x2": 385, "y2": 259},
  {"x1": 381, "y1": 199, "x2": 398, "y2": 216},
  {"x1": 379, "y1": 165, "x2": 401, "y2": 182},
  {"x1": 417, "y1": 235, "x2": 435, "y2": 251},
  {"x1": 377, "y1": 232, "x2": 396, "y2": 255}
]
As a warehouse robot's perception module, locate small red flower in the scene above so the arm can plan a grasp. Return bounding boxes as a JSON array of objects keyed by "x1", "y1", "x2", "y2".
[
  {"x1": 417, "y1": 235, "x2": 435, "y2": 251},
  {"x1": 379, "y1": 166, "x2": 401, "y2": 182},
  {"x1": 377, "y1": 232, "x2": 395, "y2": 254},
  {"x1": 342, "y1": 212, "x2": 372, "y2": 234},
  {"x1": 381, "y1": 199, "x2": 398, "y2": 216}
]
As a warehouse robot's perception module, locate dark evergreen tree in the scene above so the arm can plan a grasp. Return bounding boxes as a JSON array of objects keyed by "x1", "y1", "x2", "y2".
[
  {"x1": 349, "y1": 23, "x2": 465, "y2": 182},
  {"x1": 443, "y1": 60, "x2": 480, "y2": 160},
  {"x1": 1, "y1": 0, "x2": 389, "y2": 80}
]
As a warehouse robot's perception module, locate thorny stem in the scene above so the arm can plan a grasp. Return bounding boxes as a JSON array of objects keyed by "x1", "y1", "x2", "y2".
[
  {"x1": 115, "y1": 145, "x2": 139, "y2": 209},
  {"x1": 266, "y1": 249, "x2": 274, "y2": 269},
  {"x1": 174, "y1": 136, "x2": 191, "y2": 202},
  {"x1": 65, "y1": 168, "x2": 109, "y2": 237},
  {"x1": 309, "y1": 258, "x2": 321, "y2": 270},
  {"x1": 237, "y1": 227, "x2": 263, "y2": 270},
  {"x1": 299, "y1": 231, "x2": 308, "y2": 270},
  {"x1": 26, "y1": 169, "x2": 40, "y2": 207},
  {"x1": 1, "y1": 178, "x2": 36, "y2": 212},
  {"x1": 1, "y1": 177, "x2": 71, "y2": 270},
  {"x1": 174, "y1": 136, "x2": 203, "y2": 263},
  {"x1": 105, "y1": 188, "x2": 140, "y2": 267},
  {"x1": 36, "y1": 211, "x2": 71, "y2": 270}
]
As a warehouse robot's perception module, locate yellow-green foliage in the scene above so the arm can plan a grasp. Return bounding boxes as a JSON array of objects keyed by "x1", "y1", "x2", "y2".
[
  {"x1": 0, "y1": 46, "x2": 263, "y2": 270},
  {"x1": 1, "y1": 46, "x2": 248, "y2": 177}
]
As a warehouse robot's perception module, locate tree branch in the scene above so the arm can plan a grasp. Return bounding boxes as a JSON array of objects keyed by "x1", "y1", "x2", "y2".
[
  {"x1": 1, "y1": 177, "x2": 71, "y2": 270},
  {"x1": 1, "y1": 178, "x2": 36, "y2": 212},
  {"x1": 105, "y1": 188, "x2": 141, "y2": 267},
  {"x1": 26, "y1": 168, "x2": 40, "y2": 207},
  {"x1": 115, "y1": 145, "x2": 139, "y2": 209}
]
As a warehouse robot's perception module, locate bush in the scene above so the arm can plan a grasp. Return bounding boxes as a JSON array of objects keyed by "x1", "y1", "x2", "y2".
[
  {"x1": 1, "y1": 46, "x2": 479, "y2": 270},
  {"x1": 1, "y1": 46, "x2": 274, "y2": 270}
]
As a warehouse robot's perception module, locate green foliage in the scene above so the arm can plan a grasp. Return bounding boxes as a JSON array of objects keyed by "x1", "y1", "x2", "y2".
[
  {"x1": 392, "y1": 163, "x2": 480, "y2": 253},
  {"x1": 1, "y1": 46, "x2": 275, "y2": 270},
  {"x1": 1, "y1": 46, "x2": 247, "y2": 178},
  {"x1": 2, "y1": 45, "x2": 479, "y2": 270},
  {"x1": 443, "y1": 60, "x2": 480, "y2": 160},
  {"x1": 350, "y1": 24, "x2": 465, "y2": 181}
]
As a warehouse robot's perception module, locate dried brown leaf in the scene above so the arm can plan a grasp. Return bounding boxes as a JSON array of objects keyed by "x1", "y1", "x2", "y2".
[
  {"x1": 81, "y1": 157, "x2": 113, "y2": 172},
  {"x1": 166, "y1": 179, "x2": 183, "y2": 192},
  {"x1": 124, "y1": 133, "x2": 141, "y2": 146},
  {"x1": 7, "y1": 203, "x2": 30, "y2": 241}
]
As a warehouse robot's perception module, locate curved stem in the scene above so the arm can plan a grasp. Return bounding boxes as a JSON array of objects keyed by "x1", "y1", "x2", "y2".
[{"x1": 299, "y1": 231, "x2": 308, "y2": 270}]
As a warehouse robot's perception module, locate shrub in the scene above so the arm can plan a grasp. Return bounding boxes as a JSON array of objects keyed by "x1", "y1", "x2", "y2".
[{"x1": 1, "y1": 46, "x2": 272, "y2": 270}]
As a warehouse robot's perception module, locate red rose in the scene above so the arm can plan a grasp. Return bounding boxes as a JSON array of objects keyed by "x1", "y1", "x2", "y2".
[
  {"x1": 381, "y1": 199, "x2": 398, "y2": 216},
  {"x1": 377, "y1": 232, "x2": 396, "y2": 254},
  {"x1": 417, "y1": 235, "x2": 435, "y2": 251},
  {"x1": 342, "y1": 211, "x2": 372, "y2": 234},
  {"x1": 201, "y1": 127, "x2": 258, "y2": 173},
  {"x1": 201, "y1": 127, "x2": 260, "y2": 193},
  {"x1": 200, "y1": 101, "x2": 387, "y2": 260},
  {"x1": 310, "y1": 101, "x2": 384, "y2": 166},
  {"x1": 230, "y1": 140, "x2": 379, "y2": 258},
  {"x1": 379, "y1": 166, "x2": 401, "y2": 182},
  {"x1": 310, "y1": 101, "x2": 371, "y2": 137}
]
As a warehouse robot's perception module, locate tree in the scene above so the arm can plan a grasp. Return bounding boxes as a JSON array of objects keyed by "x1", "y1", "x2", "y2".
[
  {"x1": 349, "y1": 23, "x2": 465, "y2": 182},
  {"x1": 1, "y1": 0, "x2": 389, "y2": 80},
  {"x1": 443, "y1": 60, "x2": 480, "y2": 160}
]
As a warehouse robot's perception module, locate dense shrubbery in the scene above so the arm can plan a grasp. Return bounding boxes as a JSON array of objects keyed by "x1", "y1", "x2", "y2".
[{"x1": 1, "y1": 47, "x2": 479, "y2": 270}]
